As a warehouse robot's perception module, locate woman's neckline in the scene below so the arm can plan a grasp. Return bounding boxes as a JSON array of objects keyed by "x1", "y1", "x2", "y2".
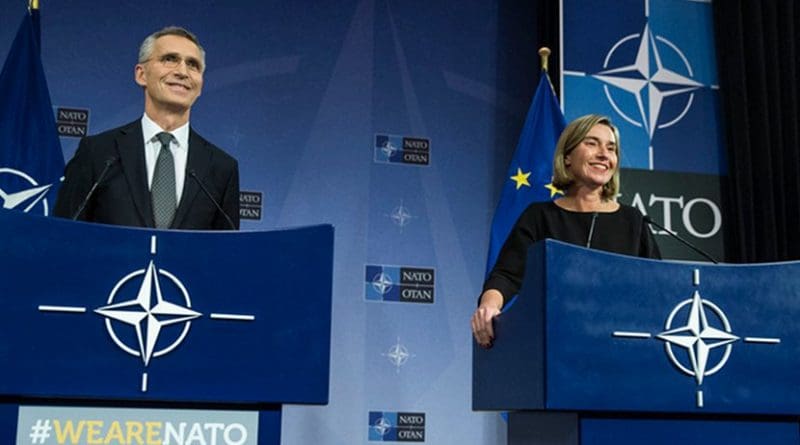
[{"x1": 551, "y1": 199, "x2": 621, "y2": 214}]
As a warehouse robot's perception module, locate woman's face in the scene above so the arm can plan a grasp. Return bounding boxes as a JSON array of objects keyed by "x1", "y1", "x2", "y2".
[{"x1": 564, "y1": 123, "x2": 618, "y2": 190}]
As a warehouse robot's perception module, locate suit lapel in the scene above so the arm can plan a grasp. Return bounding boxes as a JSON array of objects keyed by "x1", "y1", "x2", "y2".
[
  {"x1": 115, "y1": 121, "x2": 154, "y2": 227},
  {"x1": 171, "y1": 128, "x2": 212, "y2": 229}
]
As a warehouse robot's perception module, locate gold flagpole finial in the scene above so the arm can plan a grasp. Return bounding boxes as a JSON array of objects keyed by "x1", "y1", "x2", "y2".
[
  {"x1": 538, "y1": 47, "x2": 551, "y2": 72},
  {"x1": 29, "y1": 0, "x2": 39, "y2": 10}
]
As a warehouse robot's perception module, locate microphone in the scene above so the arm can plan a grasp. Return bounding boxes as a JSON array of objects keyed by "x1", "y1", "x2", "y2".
[
  {"x1": 643, "y1": 215, "x2": 719, "y2": 264},
  {"x1": 586, "y1": 212, "x2": 598, "y2": 248},
  {"x1": 187, "y1": 168, "x2": 237, "y2": 230},
  {"x1": 71, "y1": 156, "x2": 118, "y2": 220}
]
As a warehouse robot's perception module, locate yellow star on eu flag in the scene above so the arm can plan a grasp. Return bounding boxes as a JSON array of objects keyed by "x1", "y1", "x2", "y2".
[
  {"x1": 510, "y1": 167, "x2": 531, "y2": 190},
  {"x1": 545, "y1": 181, "x2": 564, "y2": 197}
]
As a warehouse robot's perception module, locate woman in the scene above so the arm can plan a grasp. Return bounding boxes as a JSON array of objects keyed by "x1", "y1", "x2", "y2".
[{"x1": 471, "y1": 114, "x2": 661, "y2": 348}]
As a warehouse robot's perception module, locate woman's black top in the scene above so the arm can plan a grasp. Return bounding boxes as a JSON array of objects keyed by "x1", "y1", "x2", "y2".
[{"x1": 483, "y1": 201, "x2": 661, "y2": 306}]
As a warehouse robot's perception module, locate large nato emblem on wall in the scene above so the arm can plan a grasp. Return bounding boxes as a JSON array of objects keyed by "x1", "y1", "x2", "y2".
[
  {"x1": 613, "y1": 269, "x2": 781, "y2": 408},
  {"x1": 38, "y1": 235, "x2": 256, "y2": 392},
  {"x1": 562, "y1": 0, "x2": 722, "y2": 174}
]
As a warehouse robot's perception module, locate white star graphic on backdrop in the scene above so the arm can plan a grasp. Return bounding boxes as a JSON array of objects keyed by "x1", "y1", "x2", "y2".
[
  {"x1": 382, "y1": 337, "x2": 415, "y2": 373},
  {"x1": 95, "y1": 260, "x2": 202, "y2": 366},
  {"x1": 656, "y1": 290, "x2": 739, "y2": 385},
  {"x1": 593, "y1": 23, "x2": 702, "y2": 139},
  {"x1": 390, "y1": 205, "x2": 413, "y2": 227},
  {"x1": 387, "y1": 200, "x2": 415, "y2": 231}
]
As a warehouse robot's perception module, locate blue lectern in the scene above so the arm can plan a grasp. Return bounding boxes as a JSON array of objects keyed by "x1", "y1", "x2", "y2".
[
  {"x1": 474, "y1": 240, "x2": 800, "y2": 445},
  {"x1": 0, "y1": 210, "x2": 333, "y2": 444}
]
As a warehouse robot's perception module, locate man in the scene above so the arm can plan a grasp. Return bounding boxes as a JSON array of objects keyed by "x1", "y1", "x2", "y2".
[{"x1": 54, "y1": 26, "x2": 239, "y2": 230}]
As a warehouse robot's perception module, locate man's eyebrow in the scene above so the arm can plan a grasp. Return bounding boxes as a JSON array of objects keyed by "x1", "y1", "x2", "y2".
[
  {"x1": 185, "y1": 56, "x2": 202, "y2": 65},
  {"x1": 159, "y1": 52, "x2": 199, "y2": 61}
]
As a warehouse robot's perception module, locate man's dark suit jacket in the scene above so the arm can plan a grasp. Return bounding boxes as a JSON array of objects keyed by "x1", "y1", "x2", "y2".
[{"x1": 54, "y1": 120, "x2": 240, "y2": 230}]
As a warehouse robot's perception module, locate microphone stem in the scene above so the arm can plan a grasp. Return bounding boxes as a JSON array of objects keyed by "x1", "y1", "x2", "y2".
[
  {"x1": 645, "y1": 216, "x2": 718, "y2": 264},
  {"x1": 71, "y1": 157, "x2": 116, "y2": 220},
  {"x1": 188, "y1": 170, "x2": 237, "y2": 230},
  {"x1": 586, "y1": 212, "x2": 598, "y2": 248}
]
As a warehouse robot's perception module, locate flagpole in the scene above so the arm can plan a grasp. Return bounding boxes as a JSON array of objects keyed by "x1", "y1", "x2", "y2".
[
  {"x1": 29, "y1": 0, "x2": 39, "y2": 10},
  {"x1": 538, "y1": 46, "x2": 558, "y2": 96},
  {"x1": 538, "y1": 47, "x2": 551, "y2": 73}
]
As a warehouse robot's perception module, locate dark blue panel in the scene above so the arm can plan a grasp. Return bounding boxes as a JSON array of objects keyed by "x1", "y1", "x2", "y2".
[
  {"x1": 0, "y1": 210, "x2": 332, "y2": 405},
  {"x1": 0, "y1": 404, "x2": 17, "y2": 442},
  {"x1": 473, "y1": 241, "x2": 546, "y2": 410},
  {"x1": 259, "y1": 408, "x2": 281, "y2": 445},
  {"x1": 581, "y1": 418, "x2": 800, "y2": 445}
]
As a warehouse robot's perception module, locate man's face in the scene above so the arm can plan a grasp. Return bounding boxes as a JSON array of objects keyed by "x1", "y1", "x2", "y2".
[{"x1": 135, "y1": 35, "x2": 204, "y2": 113}]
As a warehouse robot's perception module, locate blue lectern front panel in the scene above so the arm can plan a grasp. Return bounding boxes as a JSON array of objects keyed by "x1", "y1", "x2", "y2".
[
  {"x1": 544, "y1": 240, "x2": 800, "y2": 414},
  {"x1": 0, "y1": 211, "x2": 332, "y2": 405}
]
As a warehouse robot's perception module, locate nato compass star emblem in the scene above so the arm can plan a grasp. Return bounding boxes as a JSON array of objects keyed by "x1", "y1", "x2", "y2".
[
  {"x1": 38, "y1": 235, "x2": 256, "y2": 392},
  {"x1": 95, "y1": 260, "x2": 202, "y2": 367},
  {"x1": 386, "y1": 200, "x2": 415, "y2": 231},
  {"x1": 372, "y1": 416, "x2": 392, "y2": 437},
  {"x1": 0, "y1": 167, "x2": 55, "y2": 215},
  {"x1": 563, "y1": 1, "x2": 713, "y2": 169},
  {"x1": 380, "y1": 140, "x2": 399, "y2": 158},
  {"x1": 592, "y1": 22, "x2": 702, "y2": 141},
  {"x1": 372, "y1": 272, "x2": 394, "y2": 296},
  {"x1": 613, "y1": 269, "x2": 780, "y2": 407},
  {"x1": 382, "y1": 337, "x2": 416, "y2": 373}
]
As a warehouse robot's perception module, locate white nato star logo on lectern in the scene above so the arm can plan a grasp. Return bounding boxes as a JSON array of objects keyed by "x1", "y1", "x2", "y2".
[
  {"x1": 656, "y1": 290, "x2": 738, "y2": 385},
  {"x1": 0, "y1": 167, "x2": 54, "y2": 215},
  {"x1": 38, "y1": 235, "x2": 256, "y2": 392},
  {"x1": 613, "y1": 269, "x2": 780, "y2": 407},
  {"x1": 96, "y1": 260, "x2": 202, "y2": 366}
]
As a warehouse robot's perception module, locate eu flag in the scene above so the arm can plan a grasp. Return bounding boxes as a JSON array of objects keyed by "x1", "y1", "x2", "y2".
[
  {"x1": 0, "y1": 8, "x2": 64, "y2": 216},
  {"x1": 486, "y1": 73, "x2": 566, "y2": 274}
]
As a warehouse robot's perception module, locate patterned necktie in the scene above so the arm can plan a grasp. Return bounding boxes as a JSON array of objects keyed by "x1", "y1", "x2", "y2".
[{"x1": 151, "y1": 132, "x2": 176, "y2": 228}]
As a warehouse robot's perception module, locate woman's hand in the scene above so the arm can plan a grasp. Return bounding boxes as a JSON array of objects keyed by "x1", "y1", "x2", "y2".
[{"x1": 471, "y1": 289, "x2": 503, "y2": 348}]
